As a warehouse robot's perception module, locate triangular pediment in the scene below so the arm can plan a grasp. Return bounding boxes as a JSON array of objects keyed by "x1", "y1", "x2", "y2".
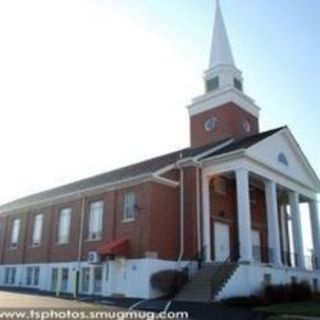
[{"x1": 246, "y1": 128, "x2": 320, "y2": 191}]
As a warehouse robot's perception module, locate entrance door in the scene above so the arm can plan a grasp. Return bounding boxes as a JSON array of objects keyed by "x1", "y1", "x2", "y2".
[
  {"x1": 214, "y1": 222, "x2": 230, "y2": 261},
  {"x1": 252, "y1": 229, "x2": 261, "y2": 262}
]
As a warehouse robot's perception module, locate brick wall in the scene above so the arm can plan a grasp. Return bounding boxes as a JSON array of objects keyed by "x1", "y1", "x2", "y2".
[
  {"x1": 0, "y1": 181, "x2": 179, "y2": 264},
  {"x1": 190, "y1": 102, "x2": 259, "y2": 147},
  {"x1": 0, "y1": 171, "x2": 272, "y2": 266},
  {"x1": 148, "y1": 181, "x2": 180, "y2": 260}
]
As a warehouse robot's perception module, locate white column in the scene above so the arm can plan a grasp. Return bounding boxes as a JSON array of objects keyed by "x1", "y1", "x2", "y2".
[
  {"x1": 236, "y1": 168, "x2": 253, "y2": 263},
  {"x1": 280, "y1": 205, "x2": 290, "y2": 265},
  {"x1": 309, "y1": 200, "x2": 320, "y2": 269},
  {"x1": 289, "y1": 192, "x2": 305, "y2": 269},
  {"x1": 265, "y1": 180, "x2": 282, "y2": 265},
  {"x1": 202, "y1": 175, "x2": 212, "y2": 262}
]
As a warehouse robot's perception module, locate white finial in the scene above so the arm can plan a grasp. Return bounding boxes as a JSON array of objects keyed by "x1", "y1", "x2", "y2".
[{"x1": 209, "y1": 0, "x2": 235, "y2": 69}]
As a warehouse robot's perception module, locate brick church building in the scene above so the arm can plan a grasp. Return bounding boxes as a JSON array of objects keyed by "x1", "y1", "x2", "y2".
[{"x1": 0, "y1": 1, "x2": 319, "y2": 300}]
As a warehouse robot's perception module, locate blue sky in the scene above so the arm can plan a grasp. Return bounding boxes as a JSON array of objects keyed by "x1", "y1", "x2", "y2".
[
  {"x1": 0, "y1": 0, "x2": 319, "y2": 202},
  {"x1": 0, "y1": 0, "x2": 318, "y2": 254},
  {"x1": 110, "y1": 0, "x2": 320, "y2": 166},
  {"x1": 119, "y1": 0, "x2": 320, "y2": 155}
]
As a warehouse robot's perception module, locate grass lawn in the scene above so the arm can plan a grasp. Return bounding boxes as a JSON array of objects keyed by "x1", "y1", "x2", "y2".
[{"x1": 256, "y1": 297, "x2": 320, "y2": 318}]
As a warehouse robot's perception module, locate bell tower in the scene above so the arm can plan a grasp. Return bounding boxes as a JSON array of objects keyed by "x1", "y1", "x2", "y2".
[{"x1": 189, "y1": 0, "x2": 260, "y2": 148}]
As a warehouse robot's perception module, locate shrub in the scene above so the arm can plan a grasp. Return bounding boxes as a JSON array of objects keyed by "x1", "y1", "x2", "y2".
[
  {"x1": 291, "y1": 281, "x2": 312, "y2": 301},
  {"x1": 150, "y1": 269, "x2": 188, "y2": 297},
  {"x1": 264, "y1": 281, "x2": 312, "y2": 303},
  {"x1": 223, "y1": 295, "x2": 269, "y2": 308}
]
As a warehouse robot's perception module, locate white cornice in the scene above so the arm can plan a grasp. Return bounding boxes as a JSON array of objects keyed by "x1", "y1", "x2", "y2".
[
  {"x1": 187, "y1": 87, "x2": 260, "y2": 118},
  {"x1": 201, "y1": 149, "x2": 319, "y2": 198}
]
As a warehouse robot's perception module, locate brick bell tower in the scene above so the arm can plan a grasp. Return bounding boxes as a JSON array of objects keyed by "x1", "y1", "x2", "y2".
[{"x1": 189, "y1": 0, "x2": 260, "y2": 148}]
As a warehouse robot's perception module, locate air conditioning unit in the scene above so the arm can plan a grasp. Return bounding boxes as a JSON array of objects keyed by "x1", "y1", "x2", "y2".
[{"x1": 88, "y1": 251, "x2": 100, "y2": 264}]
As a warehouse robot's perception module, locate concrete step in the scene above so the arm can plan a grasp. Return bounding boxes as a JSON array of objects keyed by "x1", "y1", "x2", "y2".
[{"x1": 174, "y1": 262, "x2": 239, "y2": 303}]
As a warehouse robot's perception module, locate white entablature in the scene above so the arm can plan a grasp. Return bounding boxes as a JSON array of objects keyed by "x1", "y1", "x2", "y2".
[{"x1": 201, "y1": 127, "x2": 320, "y2": 198}]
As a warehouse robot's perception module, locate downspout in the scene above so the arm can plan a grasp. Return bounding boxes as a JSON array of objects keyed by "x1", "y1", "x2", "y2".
[
  {"x1": 177, "y1": 163, "x2": 184, "y2": 262},
  {"x1": 75, "y1": 195, "x2": 86, "y2": 298},
  {"x1": 77, "y1": 196, "x2": 86, "y2": 264},
  {"x1": 196, "y1": 166, "x2": 202, "y2": 254},
  {"x1": 0, "y1": 215, "x2": 8, "y2": 265}
]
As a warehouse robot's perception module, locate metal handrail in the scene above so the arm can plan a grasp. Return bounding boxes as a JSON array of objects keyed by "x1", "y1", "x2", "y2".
[
  {"x1": 210, "y1": 252, "x2": 239, "y2": 297},
  {"x1": 182, "y1": 246, "x2": 206, "y2": 279}
]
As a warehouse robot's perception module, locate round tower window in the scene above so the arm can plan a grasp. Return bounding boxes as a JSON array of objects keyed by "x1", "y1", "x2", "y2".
[{"x1": 204, "y1": 117, "x2": 218, "y2": 132}]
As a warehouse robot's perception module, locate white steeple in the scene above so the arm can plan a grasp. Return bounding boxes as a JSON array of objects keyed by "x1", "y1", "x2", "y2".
[
  {"x1": 188, "y1": 0, "x2": 260, "y2": 121},
  {"x1": 209, "y1": 0, "x2": 235, "y2": 68},
  {"x1": 204, "y1": 0, "x2": 243, "y2": 94}
]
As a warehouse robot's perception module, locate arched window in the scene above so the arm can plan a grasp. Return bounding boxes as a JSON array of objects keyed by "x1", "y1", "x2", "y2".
[{"x1": 278, "y1": 153, "x2": 289, "y2": 166}]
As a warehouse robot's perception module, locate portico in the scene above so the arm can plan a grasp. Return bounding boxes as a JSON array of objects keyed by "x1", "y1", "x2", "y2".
[{"x1": 200, "y1": 132, "x2": 320, "y2": 272}]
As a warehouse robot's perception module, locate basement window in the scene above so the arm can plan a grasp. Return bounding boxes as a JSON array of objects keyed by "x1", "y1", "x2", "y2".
[
  {"x1": 26, "y1": 267, "x2": 40, "y2": 287},
  {"x1": 81, "y1": 268, "x2": 90, "y2": 293},
  {"x1": 51, "y1": 268, "x2": 58, "y2": 292},
  {"x1": 313, "y1": 279, "x2": 318, "y2": 293},
  {"x1": 4, "y1": 268, "x2": 16, "y2": 285},
  {"x1": 263, "y1": 274, "x2": 272, "y2": 285},
  {"x1": 61, "y1": 268, "x2": 69, "y2": 292}
]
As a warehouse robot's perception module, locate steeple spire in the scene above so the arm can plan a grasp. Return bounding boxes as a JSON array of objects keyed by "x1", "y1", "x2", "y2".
[
  {"x1": 203, "y1": 0, "x2": 243, "y2": 94},
  {"x1": 209, "y1": 0, "x2": 235, "y2": 68},
  {"x1": 188, "y1": 0, "x2": 260, "y2": 148}
]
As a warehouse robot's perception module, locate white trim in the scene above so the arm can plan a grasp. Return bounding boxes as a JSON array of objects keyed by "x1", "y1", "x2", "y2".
[
  {"x1": 194, "y1": 138, "x2": 234, "y2": 161},
  {"x1": 187, "y1": 87, "x2": 260, "y2": 118},
  {"x1": 203, "y1": 155, "x2": 318, "y2": 200},
  {"x1": 281, "y1": 129, "x2": 320, "y2": 189},
  {"x1": 151, "y1": 174, "x2": 180, "y2": 188},
  {"x1": 153, "y1": 164, "x2": 176, "y2": 176}
]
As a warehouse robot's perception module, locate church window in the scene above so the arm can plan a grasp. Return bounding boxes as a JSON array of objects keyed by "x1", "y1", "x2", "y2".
[
  {"x1": 234, "y1": 78, "x2": 243, "y2": 91},
  {"x1": 123, "y1": 192, "x2": 136, "y2": 221},
  {"x1": 206, "y1": 76, "x2": 219, "y2": 92}
]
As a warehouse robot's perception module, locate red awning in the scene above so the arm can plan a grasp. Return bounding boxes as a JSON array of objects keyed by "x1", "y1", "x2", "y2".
[{"x1": 98, "y1": 238, "x2": 130, "y2": 257}]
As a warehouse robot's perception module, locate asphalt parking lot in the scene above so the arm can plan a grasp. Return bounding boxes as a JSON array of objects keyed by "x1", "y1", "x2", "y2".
[
  {"x1": 0, "y1": 290, "x2": 106, "y2": 309},
  {"x1": 0, "y1": 290, "x2": 267, "y2": 320}
]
